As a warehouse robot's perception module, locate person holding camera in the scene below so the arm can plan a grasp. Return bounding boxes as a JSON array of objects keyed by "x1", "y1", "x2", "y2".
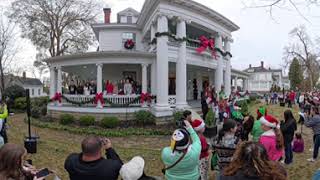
[
  {"x1": 64, "y1": 136, "x2": 123, "y2": 180},
  {"x1": 304, "y1": 106, "x2": 320, "y2": 162},
  {"x1": 161, "y1": 120, "x2": 201, "y2": 180}
]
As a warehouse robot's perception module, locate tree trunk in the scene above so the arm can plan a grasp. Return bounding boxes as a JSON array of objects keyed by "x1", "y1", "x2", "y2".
[{"x1": 0, "y1": 60, "x2": 5, "y2": 99}]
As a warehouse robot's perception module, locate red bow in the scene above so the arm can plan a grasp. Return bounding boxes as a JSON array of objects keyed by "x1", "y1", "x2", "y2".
[
  {"x1": 196, "y1": 36, "x2": 216, "y2": 58},
  {"x1": 140, "y1": 93, "x2": 151, "y2": 104},
  {"x1": 52, "y1": 92, "x2": 62, "y2": 103},
  {"x1": 126, "y1": 39, "x2": 135, "y2": 46},
  {"x1": 94, "y1": 93, "x2": 104, "y2": 105}
]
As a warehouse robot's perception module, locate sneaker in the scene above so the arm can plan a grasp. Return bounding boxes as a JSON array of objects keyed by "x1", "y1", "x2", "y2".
[
  {"x1": 309, "y1": 148, "x2": 314, "y2": 152},
  {"x1": 280, "y1": 160, "x2": 285, "y2": 164},
  {"x1": 307, "y1": 158, "x2": 316, "y2": 162}
]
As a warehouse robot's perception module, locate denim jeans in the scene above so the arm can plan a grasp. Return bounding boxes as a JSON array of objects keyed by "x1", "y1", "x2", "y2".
[
  {"x1": 313, "y1": 135, "x2": 320, "y2": 159},
  {"x1": 284, "y1": 141, "x2": 293, "y2": 164}
]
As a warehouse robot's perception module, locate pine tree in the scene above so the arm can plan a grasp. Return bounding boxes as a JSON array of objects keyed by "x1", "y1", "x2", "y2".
[{"x1": 289, "y1": 58, "x2": 303, "y2": 90}]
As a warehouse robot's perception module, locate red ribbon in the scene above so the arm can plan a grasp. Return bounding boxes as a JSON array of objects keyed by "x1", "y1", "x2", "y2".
[
  {"x1": 52, "y1": 92, "x2": 62, "y2": 103},
  {"x1": 196, "y1": 36, "x2": 216, "y2": 58},
  {"x1": 140, "y1": 93, "x2": 151, "y2": 104},
  {"x1": 126, "y1": 39, "x2": 135, "y2": 46},
  {"x1": 94, "y1": 93, "x2": 104, "y2": 105}
]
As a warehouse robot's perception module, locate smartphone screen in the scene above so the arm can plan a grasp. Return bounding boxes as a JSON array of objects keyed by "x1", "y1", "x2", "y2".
[{"x1": 36, "y1": 168, "x2": 51, "y2": 178}]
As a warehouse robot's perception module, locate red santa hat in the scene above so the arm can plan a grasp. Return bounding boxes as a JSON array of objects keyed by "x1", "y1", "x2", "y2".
[
  {"x1": 192, "y1": 119, "x2": 205, "y2": 132},
  {"x1": 260, "y1": 115, "x2": 279, "y2": 129}
]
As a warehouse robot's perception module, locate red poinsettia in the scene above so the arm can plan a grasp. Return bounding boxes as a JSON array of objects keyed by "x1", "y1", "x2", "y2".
[
  {"x1": 124, "y1": 39, "x2": 135, "y2": 49},
  {"x1": 94, "y1": 92, "x2": 104, "y2": 105},
  {"x1": 140, "y1": 92, "x2": 152, "y2": 104}
]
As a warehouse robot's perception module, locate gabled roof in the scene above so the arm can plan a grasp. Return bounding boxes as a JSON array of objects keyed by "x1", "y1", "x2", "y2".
[
  {"x1": 244, "y1": 66, "x2": 282, "y2": 73},
  {"x1": 4, "y1": 74, "x2": 42, "y2": 87},
  {"x1": 117, "y1": 7, "x2": 140, "y2": 16}
]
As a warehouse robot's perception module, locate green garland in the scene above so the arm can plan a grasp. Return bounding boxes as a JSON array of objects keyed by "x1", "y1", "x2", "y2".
[
  {"x1": 150, "y1": 32, "x2": 232, "y2": 57},
  {"x1": 53, "y1": 95, "x2": 156, "y2": 107}
]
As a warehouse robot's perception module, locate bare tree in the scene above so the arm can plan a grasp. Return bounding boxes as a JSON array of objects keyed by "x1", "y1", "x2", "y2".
[
  {"x1": 284, "y1": 26, "x2": 319, "y2": 90},
  {"x1": 0, "y1": 13, "x2": 17, "y2": 98},
  {"x1": 9, "y1": 0, "x2": 101, "y2": 58},
  {"x1": 243, "y1": 0, "x2": 319, "y2": 20}
]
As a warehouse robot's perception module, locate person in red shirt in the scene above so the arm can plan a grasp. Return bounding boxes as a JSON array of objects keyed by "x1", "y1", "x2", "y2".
[
  {"x1": 288, "y1": 90, "x2": 296, "y2": 108},
  {"x1": 105, "y1": 80, "x2": 114, "y2": 94},
  {"x1": 192, "y1": 119, "x2": 209, "y2": 180}
]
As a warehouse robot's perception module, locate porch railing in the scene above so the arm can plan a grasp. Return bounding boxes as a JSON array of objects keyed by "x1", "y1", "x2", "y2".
[{"x1": 62, "y1": 94, "x2": 141, "y2": 107}]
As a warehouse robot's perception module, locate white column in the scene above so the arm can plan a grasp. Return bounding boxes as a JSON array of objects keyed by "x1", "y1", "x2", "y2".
[
  {"x1": 155, "y1": 14, "x2": 170, "y2": 111},
  {"x1": 215, "y1": 34, "x2": 224, "y2": 92},
  {"x1": 149, "y1": 23, "x2": 156, "y2": 52},
  {"x1": 57, "y1": 66, "x2": 62, "y2": 93},
  {"x1": 175, "y1": 19, "x2": 188, "y2": 109},
  {"x1": 234, "y1": 76, "x2": 238, "y2": 90},
  {"x1": 96, "y1": 63, "x2": 103, "y2": 108},
  {"x1": 224, "y1": 39, "x2": 232, "y2": 96},
  {"x1": 96, "y1": 63, "x2": 103, "y2": 93},
  {"x1": 151, "y1": 61, "x2": 157, "y2": 95},
  {"x1": 197, "y1": 72, "x2": 203, "y2": 100},
  {"x1": 49, "y1": 66, "x2": 56, "y2": 98},
  {"x1": 142, "y1": 64, "x2": 148, "y2": 93}
]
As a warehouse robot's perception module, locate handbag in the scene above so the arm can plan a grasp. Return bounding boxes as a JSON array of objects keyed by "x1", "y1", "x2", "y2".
[{"x1": 162, "y1": 149, "x2": 188, "y2": 175}]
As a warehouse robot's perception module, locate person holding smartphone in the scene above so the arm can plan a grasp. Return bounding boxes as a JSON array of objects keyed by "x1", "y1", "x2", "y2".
[
  {"x1": 0, "y1": 143, "x2": 47, "y2": 180},
  {"x1": 304, "y1": 106, "x2": 320, "y2": 162},
  {"x1": 64, "y1": 136, "x2": 123, "y2": 180}
]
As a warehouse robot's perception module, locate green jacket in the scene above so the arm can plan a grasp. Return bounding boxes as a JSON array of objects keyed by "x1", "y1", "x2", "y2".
[
  {"x1": 0, "y1": 105, "x2": 8, "y2": 119},
  {"x1": 251, "y1": 120, "x2": 264, "y2": 142},
  {"x1": 161, "y1": 127, "x2": 201, "y2": 180}
]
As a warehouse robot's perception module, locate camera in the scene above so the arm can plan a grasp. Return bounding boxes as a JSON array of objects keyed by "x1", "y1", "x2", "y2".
[{"x1": 176, "y1": 117, "x2": 186, "y2": 128}]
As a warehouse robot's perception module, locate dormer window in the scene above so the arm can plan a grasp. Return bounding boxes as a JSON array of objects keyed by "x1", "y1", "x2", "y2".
[{"x1": 127, "y1": 16, "x2": 132, "y2": 23}]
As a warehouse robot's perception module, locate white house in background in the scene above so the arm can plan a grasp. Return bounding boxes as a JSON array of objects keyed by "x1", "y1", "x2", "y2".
[
  {"x1": 282, "y1": 76, "x2": 291, "y2": 90},
  {"x1": 3, "y1": 72, "x2": 46, "y2": 98},
  {"x1": 244, "y1": 61, "x2": 285, "y2": 92},
  {"x1": 45, "y1": 0, "x2": 249, "y2": 118}
]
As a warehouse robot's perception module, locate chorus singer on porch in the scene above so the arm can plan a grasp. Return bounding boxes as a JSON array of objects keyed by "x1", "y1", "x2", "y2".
[{"x1": 124, "y1": 79, "x2": 132, "y2": 95}]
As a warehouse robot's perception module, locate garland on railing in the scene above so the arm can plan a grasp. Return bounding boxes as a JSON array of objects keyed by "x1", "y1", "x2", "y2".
[
  {"x1": 150, "y1": 32, "x2": 232, "y2": 57},
  {"x1": 53, "y1": 94, "x2": 156, "y2": 107}
]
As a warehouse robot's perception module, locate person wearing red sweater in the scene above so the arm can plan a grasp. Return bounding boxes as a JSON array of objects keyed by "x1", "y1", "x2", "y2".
[
  {"x1": 105, "y1": 80, "x2": 114, "y2": 94},
  {"x1": 192, "y1": 119, "x2": 209, "y2": 180}
]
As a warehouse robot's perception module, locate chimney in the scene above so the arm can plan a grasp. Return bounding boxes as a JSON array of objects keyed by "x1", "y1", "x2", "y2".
[
  {"x1": 22, "y1": 72, "x2": 26, "y2": 79},
  {"x1": 261, "y1": 61, "x2": 264, "y2": 68},
  {"x1": 249, "y1": 64, "x2": 252, "y2": 68},
  {"x1": 103, "y1": 8, "x2": 111, "y2": 24}
]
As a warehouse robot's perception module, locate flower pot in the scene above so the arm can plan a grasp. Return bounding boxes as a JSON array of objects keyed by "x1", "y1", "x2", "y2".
[{"x1": 203, "y1": 125, "x2": 217, "y2": 138}]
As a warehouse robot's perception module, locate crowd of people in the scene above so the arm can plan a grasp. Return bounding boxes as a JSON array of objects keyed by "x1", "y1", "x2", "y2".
[
  {"x1": 2, "y1": 87, "x2": 320, "y2": 180},
  {"x1": 67, "y1": 76, "x2": 142, "y2": 96}
]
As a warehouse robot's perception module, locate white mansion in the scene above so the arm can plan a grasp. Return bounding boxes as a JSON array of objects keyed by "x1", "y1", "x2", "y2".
[{"x1": 46, "y1": 0, "x2": 250, "y2": 118}]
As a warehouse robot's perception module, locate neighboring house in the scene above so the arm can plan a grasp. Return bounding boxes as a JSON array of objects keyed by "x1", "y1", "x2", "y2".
[
  {"x1": 1, "y1": 72, "x2": 46, "y2": 98},
  {"x1": 244, "y1": 61, "x2": 284, "y2": 92},
  {"x1": 282, "y1": 76, "x2": 291, "y2": 90}
]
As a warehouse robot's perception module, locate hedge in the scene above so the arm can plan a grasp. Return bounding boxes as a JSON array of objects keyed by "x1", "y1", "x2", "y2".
[
  {"x1": 29, "y1": 118, "x2": 171, "y2": 137},
  {"x1": 100, "y1": 117, "x2": 120, "y2": 128}
]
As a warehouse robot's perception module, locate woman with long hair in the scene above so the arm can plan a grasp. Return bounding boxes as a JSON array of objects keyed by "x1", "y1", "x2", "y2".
[
  {"x1": 0, "y1": 143, "x2": 45, "y2": 180},
  {"x1": 259, "y1": 115, "x2": 284, "y2": 161},
  {"x1": 213, "y1": 119, "x2": 239, "y2": 179},
  {"x1": 221, "y1": 141, "x2": 287, "y2": 180},
  {"x1": 280, "y1": 109, "x2": 297, "y2": 164},
  {"x1": 242, "y1": 115, "x2": 255, "y2": 141}
]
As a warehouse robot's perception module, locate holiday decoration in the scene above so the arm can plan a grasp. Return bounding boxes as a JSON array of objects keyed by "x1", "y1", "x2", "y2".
[
  {"x1": 124, "y1": 39, "x2": 135, "y2": 49},
  {"x1": 51, "y1": 92, "x2": 62, "y2": 103},
  {"x1": 140, "y1": 92, "x2": 152, "y2": 104},
  {"x1": 94, "y1": 92, "x2": 105, "y2": 105},
  {"x1": 150, "y1": 32, "x2": 232, "y2": 58},
  {"x1": 196, "y1": 36, "x2": 216, "y2": 57}
]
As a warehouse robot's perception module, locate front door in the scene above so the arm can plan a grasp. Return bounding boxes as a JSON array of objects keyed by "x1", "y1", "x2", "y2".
[{"x1": 169, "y1": 78, "x2": 176, "y2": 95}]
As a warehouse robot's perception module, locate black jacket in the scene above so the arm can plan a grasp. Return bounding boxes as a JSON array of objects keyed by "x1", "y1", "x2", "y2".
[
  {"x1": 280, "y1": 118, "x2": 297, "y2": 144},
  {"x1": 64, "y1": 148, "x2": 123, "y2": 180}
]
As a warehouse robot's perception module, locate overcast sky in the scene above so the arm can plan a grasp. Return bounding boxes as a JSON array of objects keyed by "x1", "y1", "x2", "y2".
[{"x1": 1, "y1": 0, "x2": 320, "y2": 77}]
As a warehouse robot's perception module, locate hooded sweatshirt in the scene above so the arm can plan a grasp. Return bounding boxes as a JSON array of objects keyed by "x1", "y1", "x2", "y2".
[
  {"x1": 64, "y1": 148, "x2": 123, "y2": 180},
  {"x1": 259, "y1": 130, "x2": 284, "y2": 161},
  {"x1": 161, "y1": 127, "x2": 201, "y2": 180}
]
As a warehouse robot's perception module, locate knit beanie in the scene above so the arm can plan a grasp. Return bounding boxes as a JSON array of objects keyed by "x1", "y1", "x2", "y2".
[{"x1": 170, "y1": 129, "x2": 190, "y2": 151}]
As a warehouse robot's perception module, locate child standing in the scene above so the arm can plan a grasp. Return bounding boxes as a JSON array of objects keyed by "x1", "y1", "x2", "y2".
[
  {"x1": 192, "y1": 119, "x2": 209, "y2": 180},
  {"x1": 292, "y1": 133, "x2": 304, "y2": 153},
  {"x1": 259, "y1": 115, "x2": 284, "y2": 161}
]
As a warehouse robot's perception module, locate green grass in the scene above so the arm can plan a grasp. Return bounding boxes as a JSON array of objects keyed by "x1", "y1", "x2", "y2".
[{"x1": 7, "y1": 101, "x2": 319, "y2": 179}]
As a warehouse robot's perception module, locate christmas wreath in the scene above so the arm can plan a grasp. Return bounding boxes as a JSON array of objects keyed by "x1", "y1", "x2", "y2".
[{"x1": 124, "y1": 39, "x2": 135, "y2": 50}]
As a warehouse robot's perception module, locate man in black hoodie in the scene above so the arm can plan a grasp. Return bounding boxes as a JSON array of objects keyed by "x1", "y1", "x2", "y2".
[{"x1": 65, "y1": 136, "x2": 123, "y2": 180}]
